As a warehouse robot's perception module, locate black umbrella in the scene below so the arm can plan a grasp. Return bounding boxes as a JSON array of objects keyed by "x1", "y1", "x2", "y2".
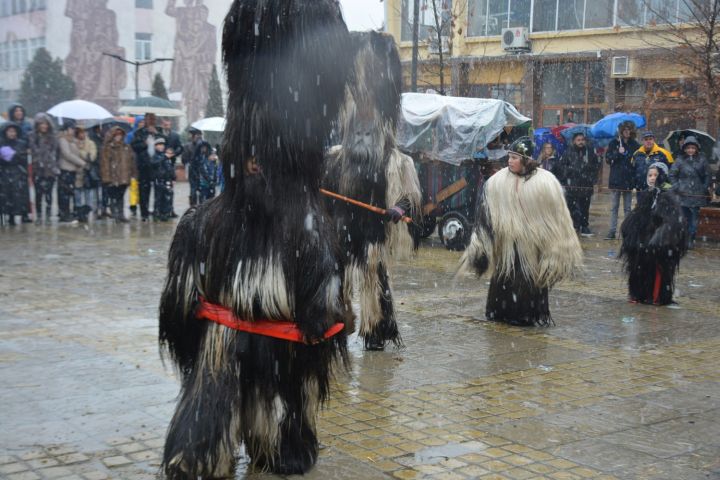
[{"x1": 664, "y1": 129, "x2": 716, "y2": 156}]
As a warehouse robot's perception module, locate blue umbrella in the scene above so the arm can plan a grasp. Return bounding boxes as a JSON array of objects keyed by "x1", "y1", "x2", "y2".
[
  {"x1": 591, "y1": 112, "x2": 646, "y2": 139},
  {"x1": 560, "y1": 124, "x2": 593, "y2": 143}
]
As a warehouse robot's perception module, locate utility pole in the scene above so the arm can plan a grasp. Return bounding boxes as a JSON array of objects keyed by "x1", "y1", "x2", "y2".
[
  {"x1": 411, "y1": 0, "x2": 420, "y2": 92},
  {"x1": 102, "y1": 53, "x2": 174, "y2": 99}
]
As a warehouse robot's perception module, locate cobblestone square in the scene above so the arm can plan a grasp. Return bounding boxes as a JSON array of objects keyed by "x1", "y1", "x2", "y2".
[{"x1": 1, "y1": 190, "x2": 719, "y2": 479}]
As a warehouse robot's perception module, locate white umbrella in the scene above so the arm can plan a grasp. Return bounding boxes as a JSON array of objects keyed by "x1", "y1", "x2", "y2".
[
  {"x1": 191, "y1": 116, "x2": 226, "y2": 132},
  {"x1": 47, "y1": 100, "x2": 113, "y2": 121}
]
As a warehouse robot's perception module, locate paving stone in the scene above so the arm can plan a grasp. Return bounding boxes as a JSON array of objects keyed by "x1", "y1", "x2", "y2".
[{"x1": 100, "y1": 456, "x2": 132, "y2": 468}]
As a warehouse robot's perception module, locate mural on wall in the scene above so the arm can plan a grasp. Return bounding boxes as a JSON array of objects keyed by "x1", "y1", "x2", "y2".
[
  {"x1": 64, "y1": 0, "x2": 127, "y2": 110},
  {"x1": 166, "y1": 0, "x2": 217, "y2": 122}
]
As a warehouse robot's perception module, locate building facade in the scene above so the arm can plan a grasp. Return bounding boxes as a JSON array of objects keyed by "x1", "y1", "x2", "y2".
[
  {"x1": 0, "y1": 0, "x2": 228, "y2": 122},
  {"x1": 385, "y1": 0, "x2": 710, "y2": 140}
]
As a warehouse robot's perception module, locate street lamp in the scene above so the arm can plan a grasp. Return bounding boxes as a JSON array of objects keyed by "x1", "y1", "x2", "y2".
[{"x1": 102, "y1": 53, "x2": 174, "y2": 99}]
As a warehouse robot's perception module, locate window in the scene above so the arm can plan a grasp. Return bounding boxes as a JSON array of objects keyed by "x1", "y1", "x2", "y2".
[
  {"x1": 135, "y1": 0, "x2": 153, "y2": 8},
  {"x1": 540, "y1": 61, "x2": 606, "y2": 125},
  {"x1": 467, "y1": 0, "x2": 530, "y2": 36},
  {"x1": 0, "y1": 42, "x2": 7, "y2": 71},
  {"x1": 401, "y1": 0, "x2": 452, "y2": 42},
  {"x1": 28, "y1": 0, "x2": 45, "y2": 11},
  {"x1": 532, "y1": 0, "x2": 557, "y2": 32},
  {"x1": 646, "y1": 0, "x2": 675, "y2": 24},
  {"x1": 29, "y1": 37, "x2": 45, "y2": 60},
  {"x1": 557, "y1": 0, "x2": 584, "y2": 30},
  {"x1": 12, "y1": 0, "x2": 26, "y2": 14},
  {"x1": 584, "y1": 0, "x2": 613, "y2": 28},
  {"x1": 135, "y1": 33, "x2": 152, "y2": 61},
  {"x1": 0, "y1": 0, "x2": 10, "y2": 16},
  {"x1": 509, "y1": 0, "x2": 531, "y2": 28}
]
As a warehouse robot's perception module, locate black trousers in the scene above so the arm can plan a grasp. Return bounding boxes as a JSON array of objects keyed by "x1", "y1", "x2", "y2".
[
  {"x1": 565, "y1": 190, "x2": 593, "y2": 230},
  {"x1": 106, "y1": 185, "x2": 127, "y2": 214},
  {"x1": 34, "y1": 176, "x2": 55, "y2": 217},
  {"x1": 139, "y1": 172, "x2": 154, "y2": 219},
  {"x1": 58, "y1": 170, "x2": 76, "y2": 218},
  {"x1": 154, "y1": 180, "x2": 173, "y2": 218}
]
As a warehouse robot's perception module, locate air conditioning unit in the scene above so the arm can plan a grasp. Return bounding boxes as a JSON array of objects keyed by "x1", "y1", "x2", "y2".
[
  {"x1": 612, "y1": 56, "x2": 630, "y2": 76},
  {"x1": 428, "y1": 36, "x2": 450, "y2": 55},
  {"x1": 501, "y1": 27, "x2": 530, "y2": 52}
]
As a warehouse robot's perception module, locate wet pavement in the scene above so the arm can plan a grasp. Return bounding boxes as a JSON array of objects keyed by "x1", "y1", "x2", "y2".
[{"x1": 1, "y1": 186, "x2": 720, "y2": 480}]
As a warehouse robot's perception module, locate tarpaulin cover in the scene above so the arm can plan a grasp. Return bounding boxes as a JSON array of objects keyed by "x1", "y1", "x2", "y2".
[{"x1": 397, "y1": 93, "x2": 531, "y2": 166}]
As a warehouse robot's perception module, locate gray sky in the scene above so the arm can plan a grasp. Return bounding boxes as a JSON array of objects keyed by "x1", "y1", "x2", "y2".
[{"x1": 339, "y1": 0, "x2": 385, "y2": 31}]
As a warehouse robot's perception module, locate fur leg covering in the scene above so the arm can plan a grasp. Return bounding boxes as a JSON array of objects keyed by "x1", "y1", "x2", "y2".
[{"x1": 159, "y1": 0, "x2": 353, "y2": 477}]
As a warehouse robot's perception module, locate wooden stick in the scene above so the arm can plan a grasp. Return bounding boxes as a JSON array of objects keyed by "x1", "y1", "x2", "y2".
[
  {"x1": 422, "y1": 177, "x2": 468, "y2": 215},
  {"x1": 319, "y1": 188, "x2": 412, "y2": 224}
]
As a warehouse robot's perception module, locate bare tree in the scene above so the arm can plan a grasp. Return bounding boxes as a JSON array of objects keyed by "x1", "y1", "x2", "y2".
[{"x1": 632, "y1": 0, "x2": 720, "y2": 135}]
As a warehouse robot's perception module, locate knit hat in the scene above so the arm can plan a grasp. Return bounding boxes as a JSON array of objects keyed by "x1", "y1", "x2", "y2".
[
  {"x1": 682, "y1": 136, "x2": 700, "y2": 151},
  {"x1": 154, "y1": 137, "x2": 166, "y2": 146},
  {"x1": 641, "y1": 131, "x2": 655, "y2": 139},
  {"x1": 649, "y1": 161, "x2": 668, "y2": 176}
]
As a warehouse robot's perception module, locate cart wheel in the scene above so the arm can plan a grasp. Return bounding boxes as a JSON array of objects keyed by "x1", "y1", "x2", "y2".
[
  {"x1": 418, "y1": 216, "x2": 437, "y2": 238},
  {"x1": 439, "y1": 212, "x2": 471, "y2": 251}
]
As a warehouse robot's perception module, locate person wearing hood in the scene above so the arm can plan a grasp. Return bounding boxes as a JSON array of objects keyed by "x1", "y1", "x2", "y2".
[
  {"x1": 73, "y1": 126, "x2": 99, "y2": 223},
  {"x1": 125, "y1": 116, "x2": 144, "y2": 217},
  {"x1": 57, "y1": 120, "x2": 87, "y2": 222},
  {"x1": 632, "y1": 131, "x2": 673, "y2": 192},
  {"x1": 101, "y1": 126, "x2": 137, "y2": 223},
  {"x1": 150, "y1": 137, "x2": 176, "y2": 221},
  {"x1": 160, "y1": 118, "x2": 183, "y2": 218},
  {"x1": 554, "y1": 132, "x2": 602, "y2": 236},
  {"x1": 7, "y1": 104, "x2": 32, "y2": 139},
  {"x1": 604, "y1": 121, "x2": 640, "y2": 240},
  {"x1": 192, "y1": 140, "x2": 218, "y2": 204},
  {"x1": 0, "y1": 123, "x2": 30, "y2": 225},
  {"x1": 670, "y1": 136, "x2": 712, "y2": 249},
  {"x1": 620, "y1": 162, "x2": 686, "y2": 305},
  {"x1": 28, "y1": 113, "x2": 60, "y2": 224}
]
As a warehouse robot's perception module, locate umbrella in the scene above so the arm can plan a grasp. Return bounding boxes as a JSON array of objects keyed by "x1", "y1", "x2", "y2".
[
  {"x1": 191, "y1": 116, "x2": 226, "y2": 132},
  {"x1": 664, "y1": 129, "x2": 716, "y2": 156},
  {"x1": 560, "y1": 124, "x2": 593, "y2": 143},
  {"x1": 47, "y1": 100, "x2": 113, "y2": 121},
  {"x1": 590, "y1": 112, "x2": 646, "y2": 139},
  {"x1": 118, "y1": 96, "x2": 184, "y2": 117},
  {"x1": 550, "y1": 123, "x2": 575, "y2": 141}
]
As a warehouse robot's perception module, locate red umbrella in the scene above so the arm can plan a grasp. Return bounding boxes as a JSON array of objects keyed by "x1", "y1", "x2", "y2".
[{"x1": 551, "y1": 123, "x2": 576, "y2": 142}]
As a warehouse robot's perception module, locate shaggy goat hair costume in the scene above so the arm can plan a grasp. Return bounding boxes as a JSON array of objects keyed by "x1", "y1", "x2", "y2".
[
  {"x1": 323, "y1": 31, "x2": 421, "y2": 351},
  {"x1": 158, "y1": 1, "x2": 353, "y2": 477},
  {"x1": 619, "y1": 185, "x2": 687, "y2": 305},
  {"x1": 459, "y1": 166, "x2": 582, "y2": 326}
]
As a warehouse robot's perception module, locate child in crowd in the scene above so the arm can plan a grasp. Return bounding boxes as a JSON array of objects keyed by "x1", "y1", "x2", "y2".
[
  {"x1": 196, "y1": 142, "x2": 218, "y2": 203},
  {"x1": 619, "y1": 162, "x2": 687, "y2": 305},
  {"x1": 151, "y1": 138, "x2": 176, "y2": 221}
]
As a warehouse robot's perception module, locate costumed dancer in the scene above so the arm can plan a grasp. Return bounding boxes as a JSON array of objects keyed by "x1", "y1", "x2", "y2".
[
  {"x1": 324, "y1": 31, "x2": 421, "y2": 351},
  {"x1": 619, "y1": 162, "x2": 687, "y2": 305},
  {"x1": 158, "y1": 1, "x2": 353, "y2": 477},
  {"x1": 458, "y1": 137, "x2": 582, "y2": 326}
]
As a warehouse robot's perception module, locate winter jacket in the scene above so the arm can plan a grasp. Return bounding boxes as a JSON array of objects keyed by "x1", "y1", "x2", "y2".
[
  {"x1": 101, "y1": 128, "x2": 137, "y2": 186},
  {"x1": 632, "y1": 143, "x2": 673, "y2": 191},
  {"x1": 160, "y1": 128, "x2": 184, "y2": 158},
  {"x1": 151, "y1": 151, "x2": 176, "y2": 182},
  {"x1": 539, "y1": 154, "x2": 557, "y2": 172},
  {"x1": 6, "y1": 103, "x2": 32, "y2": 139},
  {"x1": 74, "y1": 138, "x2": 98, "y2": 188},
  {"x1": 670, "y1": 152, "x2": 711, "y2": 208},
  {"x1": 130, "y1": 126, "x2": 163, "y2": 176},
  {"x1": 605, "y1": 137, "x2": 640, "y2": 190},
  {"x1": 27, "y1": 113, "x2": 60, "y2": 178},
  {"x1": 58, "y1": 133, "x2": 86, "y2": 172},
  {"x1": 0, "y1": 123, "x2": 30, "y2": 216},
  {"x1": 554, "y1": 145, "x2": 601, "y2": 189}
]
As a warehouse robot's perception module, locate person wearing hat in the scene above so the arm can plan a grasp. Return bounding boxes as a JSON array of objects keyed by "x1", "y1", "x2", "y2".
[
  {"x1": 604, "y1": 121, "x2": 640, "y2": 240},
  {"x1": 150, "y1": 136, "x2": 175, "y2": 221},
  {"x1": 631, "y1": 131, "x2": 673, "y2": 194},
  {"x1": 130, "y1": 112, "x2": 164, "y2": 221},
  {"x1": 620, "y1": 162, "x2": 686, "y2": 305},
  {"x1": 670, "y1": 135, "x2": 712, "y2": 249},
  {"x1": 458, "y1": 137, "x2": 582, "y2": 327},
  {"x1": 57, "y1": 120, "x2": 87, "y2": 223},
  {"x1": 554, "y1": 132, "x2": 602, "y2": 236}
]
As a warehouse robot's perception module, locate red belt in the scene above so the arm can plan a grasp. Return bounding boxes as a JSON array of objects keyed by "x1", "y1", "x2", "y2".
[{"x1": 196, "y1": 297, "x2": 344, "y2": 343}]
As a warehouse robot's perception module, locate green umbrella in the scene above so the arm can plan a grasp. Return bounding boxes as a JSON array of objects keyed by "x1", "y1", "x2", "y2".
[{"x1": 118, "y1": 96, "x2": 184, "y2": 117}]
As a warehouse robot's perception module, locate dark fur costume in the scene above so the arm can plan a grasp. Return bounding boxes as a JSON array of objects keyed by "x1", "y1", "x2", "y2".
[
  {"x1": 158, "y1": 1, "x2": 352, "y2": 477},
  {"x1": 619, "y1": 187, "x2": 687, "y2": 305},
  {"x1": 323, "y1": 32, "x2": 421, "y2": 350}
]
